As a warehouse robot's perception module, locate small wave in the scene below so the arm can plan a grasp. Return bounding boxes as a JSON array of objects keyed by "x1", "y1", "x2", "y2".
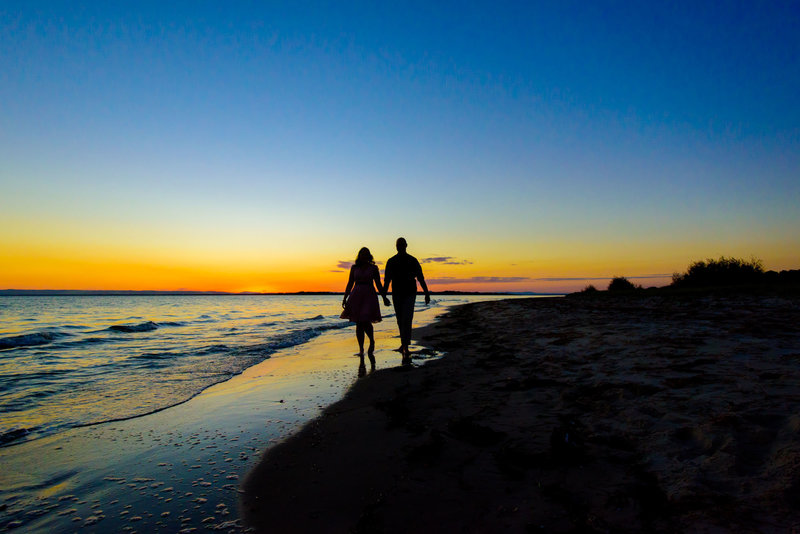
[
  {"x1": 134, "y1": 352, "x2": 174, "y2": 360},
  {"x1": 27, "y1": 387, "x2": 61, "y2": 398},
  {"x1": 292, "y1": 314, "x2": 325, "y2": 323},
  {"x1": 130, "y1": 359, "x2": 169, "y2": 370},
  {"x1": 58, "y1": 336, "x2": 121, "y2": 349},
  {"x1": 124, "y1": 352, "x2": 185, "y2": 369},
  {"x1": 12, "y1": 469, "x2": 78, "y2": 490},
  {"x1": 0, "y1": 331, "x2": 70, "y2": 350},
  {"x1": 237, "y1": 321, "x2": 349, "y2": 356},
  {"x1": 107, "y1": 321, "x2": 159, "y2": 333},
  {"x1": 158, "y1": 321, "x2": 186, "y2": 327},
  {"x1": 2, "y1": 369, "x2": 73, "y2": 383},
  {"x1": 316, "y1": 322, "x2": 350, "y2": 332},
  {"x1": 0, "y1": 427, "x2": 36, "y2": 446},
  {"x1": 197, "y1": 344, "x2": 230, "y2": 355}
]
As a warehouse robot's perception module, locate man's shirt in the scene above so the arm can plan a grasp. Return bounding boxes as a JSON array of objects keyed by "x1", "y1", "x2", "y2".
[{"x1": 384, "y1": 253, "x2": 424, "y2": 296}]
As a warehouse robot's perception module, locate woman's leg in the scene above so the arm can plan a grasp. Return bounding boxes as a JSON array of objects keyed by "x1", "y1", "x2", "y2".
[
  {"x1": 355, "y1": 323, "x2": 365, "y2": 354},
  {"x1": 365, "y1": 323, "x2": 375, "y2": 352},
  {"x1": 364, "y1": 323, "x2": 375, "y2": 369}
]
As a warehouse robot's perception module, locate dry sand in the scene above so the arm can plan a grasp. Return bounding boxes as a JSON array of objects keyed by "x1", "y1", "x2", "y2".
[{"x1": 241, "y1": 294, "x2": 800, "y2": 533}]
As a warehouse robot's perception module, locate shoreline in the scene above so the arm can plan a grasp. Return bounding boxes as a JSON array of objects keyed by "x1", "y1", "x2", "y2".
[
  {"x1": 241, "y1": 294, "x2": 800, "y2": 532},
  {"x1": 0, "y1": 302, "x2": 454, "y2": 533},
  {"x1": 0, "y1": 290, "x2": 553, "y2": 297}
]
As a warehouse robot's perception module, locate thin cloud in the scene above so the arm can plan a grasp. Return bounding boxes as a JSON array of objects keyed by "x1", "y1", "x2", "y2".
[
  {"x1": 533, "y1": 274, "x2": 672, "y2": 282},
  {"x1": 427, "y1": 276, "x2": 530, "y2": 285},
  {"x1": 421, "y1": 256, "x2": 473, "y2": 265},
  {"x1": 332, "y1": 259, "x2": 385, "y2": 272}
]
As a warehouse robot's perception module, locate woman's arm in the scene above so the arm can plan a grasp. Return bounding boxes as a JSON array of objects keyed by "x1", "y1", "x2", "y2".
[
  {"x1": 372, "y1": 266, "x2": 384, "y2": 294},
  {"x1": 342, "y1": 266, "x2": 355, "y2": 308},
  {"x1": 374, "y1": 266, "x2": 391, "y2": 306}
]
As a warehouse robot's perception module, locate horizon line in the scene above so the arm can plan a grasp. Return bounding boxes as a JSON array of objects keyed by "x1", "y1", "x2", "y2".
[{"x1": 0, "y1": 289, "x2": 564, "y2": 296}]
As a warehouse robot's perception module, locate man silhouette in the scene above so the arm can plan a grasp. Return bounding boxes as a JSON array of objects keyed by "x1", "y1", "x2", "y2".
[{"x1": 383, "y1": 237, "x2": 430, "y2": 363}]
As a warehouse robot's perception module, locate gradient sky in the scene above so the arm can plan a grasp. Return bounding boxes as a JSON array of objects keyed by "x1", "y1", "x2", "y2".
[{"x1": 2, "y1": 1, "x2": 798, "y2": 293}]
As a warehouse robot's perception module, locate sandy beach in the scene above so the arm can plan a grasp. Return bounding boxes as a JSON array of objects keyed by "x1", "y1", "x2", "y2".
[{"x1": 241, "y1": 294, "x2": 800, "y2": 533}]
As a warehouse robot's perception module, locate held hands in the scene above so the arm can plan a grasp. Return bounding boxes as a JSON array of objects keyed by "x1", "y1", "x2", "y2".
[
  {"x1": 425, "y1": 294, "x2": 431, "y2": 305},
  {"x1": 382, "y1": 295, "x2": 391, "y2": 306},
  {"x1": 342, "y1": 297, "x2": 347, "y2": 309}
]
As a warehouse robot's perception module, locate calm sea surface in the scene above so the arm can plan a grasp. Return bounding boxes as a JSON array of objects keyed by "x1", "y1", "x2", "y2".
[{"x1": 0, "y1": 294, "x2": 511, "y2": 447}]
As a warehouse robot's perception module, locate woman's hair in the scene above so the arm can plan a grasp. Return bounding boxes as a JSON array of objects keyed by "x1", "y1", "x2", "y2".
[{"x1": 355, "y1": 247, "x2": 374, "y2": 267}]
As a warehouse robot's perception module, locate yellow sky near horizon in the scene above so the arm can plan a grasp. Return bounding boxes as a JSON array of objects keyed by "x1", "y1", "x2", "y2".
[{"x1": 2, "y1": 218, "x2": 797, "y2": 293}]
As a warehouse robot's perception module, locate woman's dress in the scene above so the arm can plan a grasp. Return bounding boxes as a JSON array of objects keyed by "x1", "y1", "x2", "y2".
[{"x1": 340, "y1": 264, "x2": 382, "y2": 323}]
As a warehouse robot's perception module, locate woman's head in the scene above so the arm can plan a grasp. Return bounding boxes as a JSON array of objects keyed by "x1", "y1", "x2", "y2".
[{"x1": 355, "y1": 247, "x2": 374, "y2": 266}]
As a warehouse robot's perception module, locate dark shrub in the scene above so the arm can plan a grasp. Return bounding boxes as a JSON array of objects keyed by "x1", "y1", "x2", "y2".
[
  {"x1": 671, "y1": 256, "x2": 764, "y2": 288},
  {"x1": 763, "y1": 269, "x2": 800, "y2": 285},
  {"x1": 608, "y1": 277, "x2": 637, "y2": 291},
  {"x1": 581, "y1": 284, "x2": 598, "y2": 293}
]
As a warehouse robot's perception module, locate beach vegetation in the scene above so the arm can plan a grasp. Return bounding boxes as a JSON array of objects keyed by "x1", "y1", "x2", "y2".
[
  {"x1": 608, "y1": 277, "x2": 639, "y2": 291},
  {"x1": 763, "y1": 269, "x2": 800, "y2": 286},
  {"x1": 671, "y1": 256, "x2": 764, "y2": 288},
  {"x1": 567, "y1": 258, "x2": 799, "y2": 298}
]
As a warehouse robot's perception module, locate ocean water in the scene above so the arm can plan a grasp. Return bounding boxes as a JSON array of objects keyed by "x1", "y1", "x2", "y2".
[{"x1": 0, "y1": 294, "x2": 501, "y2": 448}]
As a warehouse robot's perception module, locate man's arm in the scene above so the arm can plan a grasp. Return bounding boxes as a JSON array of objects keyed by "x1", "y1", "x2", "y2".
[
  {"x1": 382, "y1": 260, "x2": 393, "y2": 305},
  {"x1": 416, "y1": 260, "x2": 431, "y2": 305}
]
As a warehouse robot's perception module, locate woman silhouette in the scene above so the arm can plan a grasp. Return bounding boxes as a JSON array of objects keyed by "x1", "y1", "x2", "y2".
[{"x1": 341, "y1": 247, "x2": 390, "y2": 366}]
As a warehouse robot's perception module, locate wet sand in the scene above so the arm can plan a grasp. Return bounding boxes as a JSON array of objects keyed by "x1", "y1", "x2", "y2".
[
  {"x1": 0, "y1": 315, "x2": 443, "y2": 533},
  {"x1": 241, "y1": 294, "x2": 800, "y2": 533}
]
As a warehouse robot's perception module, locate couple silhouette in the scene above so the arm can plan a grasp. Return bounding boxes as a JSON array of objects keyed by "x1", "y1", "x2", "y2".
[{"x1": 340, "y1": 237, "x2": 430, "y2": 367}]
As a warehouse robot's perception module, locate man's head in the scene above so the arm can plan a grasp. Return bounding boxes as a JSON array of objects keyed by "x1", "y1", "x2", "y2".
[{"x1": 396, "y1": 237, "x2": 407, "y2": 252}]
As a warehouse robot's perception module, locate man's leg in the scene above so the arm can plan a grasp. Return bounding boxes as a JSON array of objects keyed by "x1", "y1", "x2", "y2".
[
  {"x1": 392, "y1": 294, "x2": 415, "y2": 354},
  {"x1": 399, "y1": 295, "x2": 416, "y2": 352},
  {"x1": 392, "y1": 296, "x2": 405, "y2": 348}
]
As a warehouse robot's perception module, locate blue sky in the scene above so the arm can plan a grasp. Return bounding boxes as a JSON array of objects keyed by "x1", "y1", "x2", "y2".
[{"x1": 1, "y1": 1, "x2": 798, "y2": 291}]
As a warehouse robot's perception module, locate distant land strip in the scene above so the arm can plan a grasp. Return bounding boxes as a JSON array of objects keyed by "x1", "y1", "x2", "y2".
[{"x1": 0, "y1": 290, "x2": 559, "y2": 297}]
